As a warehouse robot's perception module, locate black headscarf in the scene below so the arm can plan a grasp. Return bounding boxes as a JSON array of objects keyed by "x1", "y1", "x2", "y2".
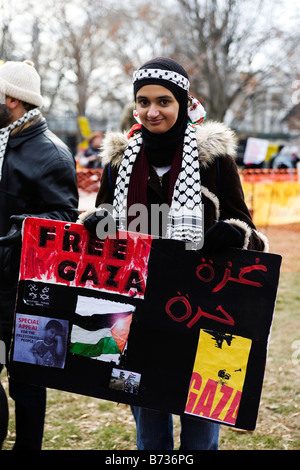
[{"x1": 133, "y1": 57, "x2": 189, "y2": 167}]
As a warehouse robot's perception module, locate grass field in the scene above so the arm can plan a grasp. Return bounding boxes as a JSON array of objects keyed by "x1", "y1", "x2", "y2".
[{"x1": 1, "y1": 227, "x2": 300, "y2": 451}]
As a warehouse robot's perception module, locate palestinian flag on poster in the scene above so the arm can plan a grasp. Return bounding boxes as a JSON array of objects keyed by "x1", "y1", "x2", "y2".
[{"x1": 69, "y1": 296, "x2": 135, "y2": 363}]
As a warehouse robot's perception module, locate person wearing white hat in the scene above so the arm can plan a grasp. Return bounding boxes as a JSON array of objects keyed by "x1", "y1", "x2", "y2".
[
  {"x1": 0, "y1": 60, "x2": 79, "y2": 450},
  {"x1": 0, "y1": 60, "x2": 43, "y2": 108}
]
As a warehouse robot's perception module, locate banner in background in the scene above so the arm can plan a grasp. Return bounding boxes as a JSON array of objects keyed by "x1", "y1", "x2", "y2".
[
  {"x1": 243, "y1": 138, "x2": 269, "y2": 166},
  {"x1": 77, "y1": 116, "x2": 92, "y2": 139},
  {"x1": 243, "y1": 181, "x2": 300, "y2": 225}
]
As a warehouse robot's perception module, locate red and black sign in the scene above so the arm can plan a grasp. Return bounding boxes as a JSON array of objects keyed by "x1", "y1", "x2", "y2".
[{"x1": 10, "y1": 218, "x2": 281, "y2": 430}]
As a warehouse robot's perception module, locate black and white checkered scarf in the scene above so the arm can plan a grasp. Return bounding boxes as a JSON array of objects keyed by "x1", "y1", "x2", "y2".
[
  {"x1": 113, "y1": 124, "x2": 203, "y2": 249},
  {"x1": 0, "y1": 108, "x2": 41, "y2": 181}
]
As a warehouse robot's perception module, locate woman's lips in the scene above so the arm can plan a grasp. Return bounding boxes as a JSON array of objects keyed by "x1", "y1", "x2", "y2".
[{"x1": 148, "y1": 119, "x2": 163, "y2": 126}]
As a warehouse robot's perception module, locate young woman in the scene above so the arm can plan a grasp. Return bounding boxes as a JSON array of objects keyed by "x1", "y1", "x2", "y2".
[{"x1": 81, "y1": 57, "x2": 268, "y2": 450}]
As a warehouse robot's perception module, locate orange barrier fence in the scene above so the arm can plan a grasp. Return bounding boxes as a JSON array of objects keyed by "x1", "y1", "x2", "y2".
[
  {"x1": 240, "y1": 168, "x2": 298, "y2": 183},
  {"x1": 76, "y1": 168, "x2": 299, "y2": 192},
  {"x1": 77, "y1": 169, "x2": 103, "y2": 193},
  {"x1": 77, "y1": 168, "x2": 300, "y2": 225}
]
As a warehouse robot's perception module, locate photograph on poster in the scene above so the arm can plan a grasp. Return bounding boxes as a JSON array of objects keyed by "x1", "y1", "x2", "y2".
[
  {"x1": 13, "y1": 314, "x2": 68, "y2": 368},
  {"x1": 109, "y1": 368, "x2": 141, "y2": 395},
  {"x1": 184, "y1": 329, "x2": 252, "y2": 425},
  {"x1": 69, "y1": 295, "x2": 135, "y2": 363}
]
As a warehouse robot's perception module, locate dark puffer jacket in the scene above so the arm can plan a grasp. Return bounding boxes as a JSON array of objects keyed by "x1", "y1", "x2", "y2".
[{"x1": 0, "y1": 117, "x2": 79, "y2": 298}]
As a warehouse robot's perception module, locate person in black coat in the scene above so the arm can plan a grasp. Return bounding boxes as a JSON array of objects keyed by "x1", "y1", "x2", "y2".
[
  {"x1": 81, "y1": 57, "x2": 268, "y2": 450},
  {"x1": 0, "y1": 60, "x2": 79, "y2": 450}
]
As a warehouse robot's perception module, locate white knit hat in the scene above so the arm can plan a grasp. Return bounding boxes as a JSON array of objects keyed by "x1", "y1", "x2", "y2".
[{"x1": 0, "y1": 60, "x2": 43, "y2": 107}]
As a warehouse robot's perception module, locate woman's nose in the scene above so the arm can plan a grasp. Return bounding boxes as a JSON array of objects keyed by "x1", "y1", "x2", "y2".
[{"x1": 147, "y1": 104, "x2": 159, "y2": 118}]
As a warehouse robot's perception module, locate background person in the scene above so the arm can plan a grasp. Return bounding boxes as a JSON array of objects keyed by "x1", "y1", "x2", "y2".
[
  {"x1": 0, "y1": 59, "x2": 79, "y2": 450},
  {"x1": 76, "y1": 132, "x2": 103, "y2": 169},
  {"x1": 80, "y1": 57, "x2": 268, "y2": 450}
]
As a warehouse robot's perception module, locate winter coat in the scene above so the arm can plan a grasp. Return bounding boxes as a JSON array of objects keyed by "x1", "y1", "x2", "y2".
[
  {"x1": 0, "y1": 117, "x2": 79, "y2": 300},
  {"x1": 82, "y1": 121, "x2": 268, "y2": 253}
]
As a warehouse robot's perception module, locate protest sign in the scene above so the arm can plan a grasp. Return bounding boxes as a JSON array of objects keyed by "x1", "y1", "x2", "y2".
[
  {"x1": 10, "y1": 218, "x2": 281, "y2": 430},
  {"x1": 243, "y1": 137, "x2": 269, "y2": 165}
]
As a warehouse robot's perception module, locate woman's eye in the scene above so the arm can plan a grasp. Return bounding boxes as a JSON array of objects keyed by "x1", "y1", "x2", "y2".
[{"x1": 138, "y1": 100, "x2": 148, "y2": 107}]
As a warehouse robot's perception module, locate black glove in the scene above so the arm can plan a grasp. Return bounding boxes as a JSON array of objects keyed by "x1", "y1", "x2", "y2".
[
  {"x1": 0, "y1": 215, "x2": 25, "y2": 246},
  {"x1": 83, "y1": 209, "x2": 116, "y2": 238},
  {"x1": 204, "y1": 221, "x2": 244, "y2": 253}
]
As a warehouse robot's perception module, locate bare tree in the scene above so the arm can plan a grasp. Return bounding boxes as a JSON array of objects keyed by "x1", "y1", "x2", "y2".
[
  {"x1": 36, "y1": 0, "x2": 126, "y2": 116},
  {"x1": 1, "y1": 0, "x2": 296, "y2": 136},
  {"x1": 162, "y1": 0, "x2": 286, "y2": 123},
  {"x1": 0, "y1": 1, "x2": 18, "y2": 60}
]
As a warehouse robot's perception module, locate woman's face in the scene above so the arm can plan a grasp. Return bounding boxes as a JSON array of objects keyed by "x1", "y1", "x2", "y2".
[{"x1": 136, "y1": 84, "x2": 179, "y2": 134}]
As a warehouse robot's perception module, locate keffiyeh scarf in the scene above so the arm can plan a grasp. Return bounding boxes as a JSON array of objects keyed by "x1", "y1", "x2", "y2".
[
  {"x1": 113, "y1": 124, "x2": 203, "y2": 249},
  {"x1": 0, "y1": 108, "x2": 41, "y2": 181}
]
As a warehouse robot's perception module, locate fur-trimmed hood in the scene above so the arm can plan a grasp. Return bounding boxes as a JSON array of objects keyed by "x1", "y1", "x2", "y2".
[
  {"x1": 79, "y1": 120, "x2": 269, "y2": 253},
  {"x1": 100, "y1": 121, "x2": 238, "y2": 169}
]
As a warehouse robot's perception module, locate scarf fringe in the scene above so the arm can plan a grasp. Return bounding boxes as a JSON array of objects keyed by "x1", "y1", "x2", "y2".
[{"x1": 113, "y1": 125, "x2": 204, "y2": 246}]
